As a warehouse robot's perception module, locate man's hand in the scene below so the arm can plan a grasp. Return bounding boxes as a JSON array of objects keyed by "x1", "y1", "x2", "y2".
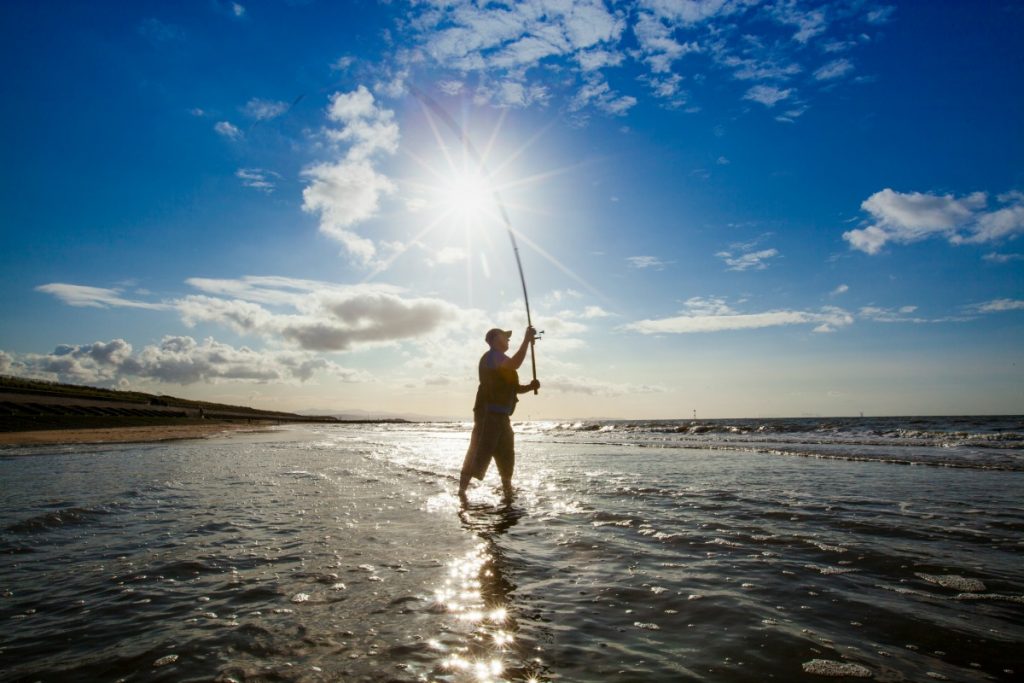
[
  {"x1": 525, "y1": 326, "x2": 537, "y2": 343},
  {"x1": 528, "y1": 379, "x2": 540, "y2": 392}
]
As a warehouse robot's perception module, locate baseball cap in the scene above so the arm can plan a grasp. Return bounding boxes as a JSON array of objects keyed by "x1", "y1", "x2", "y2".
[{"x1": 485, "y1": 328, "x2": 512, "y2": 343}]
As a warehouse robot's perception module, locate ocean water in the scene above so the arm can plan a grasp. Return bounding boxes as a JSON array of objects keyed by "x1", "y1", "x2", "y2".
[{"x1": 1, "y1": 416, "x2": 1022, "y2": 682}]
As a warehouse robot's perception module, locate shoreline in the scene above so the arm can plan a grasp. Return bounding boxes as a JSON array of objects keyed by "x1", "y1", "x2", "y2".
[{"x1": 0, "y1": 422, "x2": 273, "y2": 446}]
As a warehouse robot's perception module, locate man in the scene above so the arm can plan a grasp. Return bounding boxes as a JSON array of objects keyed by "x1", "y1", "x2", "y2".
[{"x1": 459, "y1": 326, "x2": 540, "y2": 501}]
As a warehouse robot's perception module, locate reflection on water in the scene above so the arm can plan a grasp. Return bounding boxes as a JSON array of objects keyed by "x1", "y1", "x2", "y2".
[{"x1": 426, "y1": 496, "x2": 549, "y2": 683}]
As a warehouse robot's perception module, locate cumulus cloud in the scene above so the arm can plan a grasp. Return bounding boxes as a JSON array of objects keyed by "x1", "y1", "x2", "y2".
[
  {"x1": 214, "y1": 121, "x2": 242, "y2": 139},
  {"x1": 623, "y1": 296, "x2": 853, "y2": 334},
  {"x1": 831, "y1": 284, "x2": 849, "y2": 296},
  {"x1": 302, "y1": 160, "x2": 395, "y2": 261},
  {"x1": 843, "y1": 188, "x2": 1024, "y2": 254},
  {"x1": 3, "y1": 336, "x2": 361, "y2": 387},
  {"x1": 301, "y1": 86, "x2": 400, "y2": 264}
]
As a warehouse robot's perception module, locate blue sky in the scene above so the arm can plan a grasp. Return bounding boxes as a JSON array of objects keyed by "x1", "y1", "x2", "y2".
[{"x1": 1, "y1": 0, "x2": 1022, "y2": 419}]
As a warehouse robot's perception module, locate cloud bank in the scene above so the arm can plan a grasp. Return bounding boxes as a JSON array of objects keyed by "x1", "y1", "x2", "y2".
[
  {"x1": 396, "y1": 0, "x2": 889, "y2": 117},
  {"x1": 37, "y1": 276, "x2": 465, "y2": 355},
  {"x1": 3, "y1": 336, "x2": 361, "y2": 387}
]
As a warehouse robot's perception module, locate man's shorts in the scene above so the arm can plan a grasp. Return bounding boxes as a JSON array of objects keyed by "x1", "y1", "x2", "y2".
[{"x1": 463, "y1": 411, "x2": 515, "y2": 481}]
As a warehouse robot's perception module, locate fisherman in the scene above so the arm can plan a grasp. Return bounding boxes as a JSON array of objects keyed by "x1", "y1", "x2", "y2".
[{"x1": 459, "y1": 326, "x2": 540, "y2": 501}]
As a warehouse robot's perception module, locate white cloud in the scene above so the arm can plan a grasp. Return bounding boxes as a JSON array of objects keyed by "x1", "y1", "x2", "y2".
[
  {"x1": 181, "y1": 277, "x2": 464, "y2": 352},
  {"x1": 302, "y1": 159, "x2": 395, "y2": 262},
  {"x1": 301, "y1": 86, "x2": 401, "y2": 264},
  {"x1": 623, "y1": 297, "x2": 853, "y2": 334},
  {"x1": 570, "y1": 76, "x2": 637, "y2": 116},
  {"x1": 36, "y1": 283, "x2": 170, "y2": 310},
  {"x1": 581, "y1": 305, "x2": 612, "y2": 318},
  {"x1": 236, "y1": 168, "x2": 280, "y2": 193},
  {"x1": 332, "y1": 55, "x2": 354, "y2": 71},
  {"x1": 743, "y1": 85, "x2": 792, "y2": 107},
  {"x1": 438, "y1": 80, "x2": 465, "y2": 95},
  {"x1": 814, "y1": 58, "x2": 853, "y2": 81},
  {"x1": 866, "y1": 6, "x2": 896, "y2": 24},
  {"x1": 634, "y1": 10, "x2": 701, "y2": 73},
  {"x1": 831, "y1": 284, "x2": 849, "y2": 296},
  {"x1": 857, "y1": 305, "x2": 970, "y2": 324},
  {"x1": 844, "y1": 188, "x2": 1024, "y2": 254},
  {"x1": 542, "y1": 372, "x2": 667, "y2": 397},
  {"x1": 723, "y1": 55, "x2": 802, "y2": 82},
  {"x1": 627, "y1": 255, "x2": 670, "y2": 269},
  {"x1": 972, "y1": 298, "x2": 1024, "y2": 313},
  {"x1": 430, "y1": 246, "x2": 468, "y2": 265},
  {"x1": 232, "y1": 3, "x2": 245, "y2": 18},
  {"x1": 39, "y1": 276, "x2": 470, "y2": 356},
  {"x1": 577, "y1": 48, "x2": 625, "y2": 71},
  {"x1": 775, "y1": 104, "x2": 808, "y2": 123},
  {"x1": 242, "y1": 98, "x2": 288, "y2": 120},
  {"x1": 324, "y1": 86, "x2": 400, "y2": 159},
  {"x1": 983, "y1": 252, "x2": 1024, "y2": 263},
  {"x1": 398, "y1": 0, "x2": 887, "y2": 122},
  {"x1": 769, "y1": 1, "x2": 827, "y2": 43},
  {"x1": 716, "y1": 247, "x2": 779, "y2": 271},
  {"x1": 214, "y1": 121, "x2": 242, "y2": 139}
]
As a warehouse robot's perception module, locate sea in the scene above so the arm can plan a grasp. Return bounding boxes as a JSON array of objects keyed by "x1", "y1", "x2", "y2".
[{"x1": 1, "y1": 415, "x2": 1022, "y2": 682}]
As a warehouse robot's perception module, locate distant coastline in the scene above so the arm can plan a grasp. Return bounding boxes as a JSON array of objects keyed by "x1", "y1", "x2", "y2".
[{"x1": 0, "y1": 375, "x2": 407, "y2": 443}]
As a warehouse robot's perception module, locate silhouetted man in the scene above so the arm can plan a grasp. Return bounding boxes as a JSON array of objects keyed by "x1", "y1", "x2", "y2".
[{"x1": 459, "y1": 326, "x2": 540, "y2": 501}]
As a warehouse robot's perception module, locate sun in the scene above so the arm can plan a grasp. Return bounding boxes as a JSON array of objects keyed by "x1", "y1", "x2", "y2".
[{"x1": 435, "y1": 167, "x2": 494, "y2": 221}]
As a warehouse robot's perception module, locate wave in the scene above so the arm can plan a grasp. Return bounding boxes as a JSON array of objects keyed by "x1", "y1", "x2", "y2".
[
  {"x1": 5, "y1": 503, "x2": 119, "y2": 534},
  {"x1": 539, "y1": 416, "x2": 1023, "y2": 441}
]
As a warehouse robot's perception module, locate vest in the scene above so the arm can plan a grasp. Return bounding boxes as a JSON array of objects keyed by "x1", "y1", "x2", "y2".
[{"x1": 474, "y1": 349, "x2": 519, "y2": 416}]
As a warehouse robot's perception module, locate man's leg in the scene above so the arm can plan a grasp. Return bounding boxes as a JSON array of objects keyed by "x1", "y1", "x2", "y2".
[{"x1": 497, "y1": 418, "x2": 515, "y2": 502}]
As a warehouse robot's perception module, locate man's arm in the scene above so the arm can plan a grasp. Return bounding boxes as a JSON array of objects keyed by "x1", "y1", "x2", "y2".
[
  {"x1": 505, "y1": 326, "x2": 537, "y2": 370},
  {"x1": 516, "y1": 379, "x2": 541, "y2": 394}
]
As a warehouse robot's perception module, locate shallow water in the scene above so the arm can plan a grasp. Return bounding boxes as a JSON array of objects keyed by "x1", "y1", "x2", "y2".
[{"x1": 1, "y1": 420, "x2": 1022, "y2": 682}]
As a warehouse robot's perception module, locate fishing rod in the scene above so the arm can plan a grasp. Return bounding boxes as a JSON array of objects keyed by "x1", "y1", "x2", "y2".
[{"x1": 409, "y1": 83, "x2": 539, "y2": 393}]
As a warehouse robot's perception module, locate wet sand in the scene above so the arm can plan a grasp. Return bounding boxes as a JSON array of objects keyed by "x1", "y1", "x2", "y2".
[{"x1": 0, "y1": 423, "x2": 270, "y2": 446}]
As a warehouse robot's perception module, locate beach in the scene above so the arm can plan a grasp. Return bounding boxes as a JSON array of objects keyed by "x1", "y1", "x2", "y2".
[
  {"x1": 1, "y1": 418, "x2": 1021, "y2": 682},
  {"x1": 0, "y1": 423, "x2": 270, "y2": 446}
]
